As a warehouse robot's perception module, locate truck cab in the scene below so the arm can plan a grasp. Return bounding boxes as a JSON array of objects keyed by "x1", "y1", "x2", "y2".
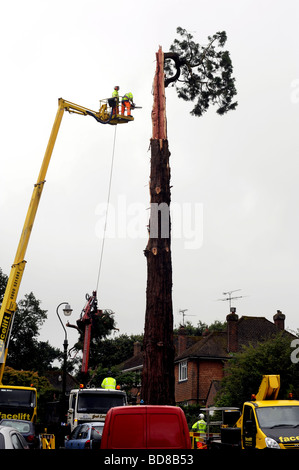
[
  {"x1": 216, "y1": 375, "x2": 299, "y2": 450},
  {"x1": 238, "y1": 375, "x2": 299, "y2": 449},
  {"x1": 240, "y1": 399, "x2": 299, "y2": 449},
  {"x1": 67, "y1": 387, "x2": 127, "y2": 431}
]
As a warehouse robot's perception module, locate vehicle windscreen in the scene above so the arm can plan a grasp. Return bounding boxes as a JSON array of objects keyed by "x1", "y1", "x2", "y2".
[
  {"x1": 0, "y1": 389, "x2": 36, "y2": 408},
  {"x1": 0, "y1": 420, "x2": 31, "y2": 433},
  {"x1": 77, "y1": 393, "x2": 125, "y2": 413},
  {"x1": 256, "y1": 406, "x2": 299, "y2": 428}
]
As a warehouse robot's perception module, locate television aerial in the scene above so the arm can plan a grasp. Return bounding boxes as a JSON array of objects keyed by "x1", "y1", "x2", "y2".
[
  {"x1": 217, "y1": 289, "x2": 247, "y2": 310},
  {"x1": 179, "y1": 309, "x2": 195, "y2": 326}
]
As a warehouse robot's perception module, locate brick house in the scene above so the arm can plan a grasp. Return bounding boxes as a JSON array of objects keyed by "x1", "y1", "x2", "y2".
[
  {"x1": 174, "y1": 309, "x2": 293, "y2": 406},
  {"x1": 120, "y1": 309, "x2": 293, "y2": 406}
]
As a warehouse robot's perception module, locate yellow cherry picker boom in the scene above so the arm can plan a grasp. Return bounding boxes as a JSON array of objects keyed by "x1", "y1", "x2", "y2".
[{"x1": 0, "y1": 97, "x2": 137, "y2": 421}]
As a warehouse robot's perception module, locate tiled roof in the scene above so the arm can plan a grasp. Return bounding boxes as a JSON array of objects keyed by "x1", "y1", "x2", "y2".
[
  {"x1": 120, "y1": 315, "x2": 295, "y2": 370},
  {"x1": 44, "y1": 370, "x2": 79, "y2": 392},
  {"x1": 174, "y1": 331, "x2": 230, "y2": 362},
  {"x1": 174, "y1": 315, "x2": 295, "y2": 362},
  {"x1": 119, "y1": 351, "x2": 144, "y2": 372},
  {"x1": 237, "y1": 316, "x2": 292, "y2": 346}
]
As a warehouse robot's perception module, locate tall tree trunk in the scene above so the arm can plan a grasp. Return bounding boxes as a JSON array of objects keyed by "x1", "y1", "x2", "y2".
[{"x1": 142, "y1": 47, "x2": 175, "y2": 405}]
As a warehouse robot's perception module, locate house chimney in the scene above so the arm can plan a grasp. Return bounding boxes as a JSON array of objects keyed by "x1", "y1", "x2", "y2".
[
  {"x1": 226, "y1": 307, "x2": 239, "y2": 353},
  {"x1": 178, "y1": 325, "x2": 187, "y2": 355},
  {"x1": 273, "y1": 310, "x2": 285, "y2": 331},
  {"x1": 133, "y1": 341, "x2": 141, "y2": 356}
]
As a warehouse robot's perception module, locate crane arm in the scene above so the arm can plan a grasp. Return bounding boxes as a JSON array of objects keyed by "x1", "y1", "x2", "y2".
[
  {"x1": 79, "y1": 292, "x2": 98, "y2": 376},
  {"x1": 0, "y1": 98, "x2": 106, "y2": 383},
  {"x1": 61, "y1": 98, "x2": 100, "y2": 117}
]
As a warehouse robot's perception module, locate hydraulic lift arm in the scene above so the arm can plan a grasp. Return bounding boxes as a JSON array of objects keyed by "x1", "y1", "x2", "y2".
[{"x1": 0, "y1": 98, "x2": 125, "y2": 383}]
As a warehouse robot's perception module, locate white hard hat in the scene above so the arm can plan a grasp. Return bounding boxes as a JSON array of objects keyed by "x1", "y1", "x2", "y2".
[{"x1": 199, "y1": 413, "x2": 204, "y2": 419}]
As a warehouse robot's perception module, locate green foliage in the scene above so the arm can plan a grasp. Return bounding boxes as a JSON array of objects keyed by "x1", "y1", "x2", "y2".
[
  {"x1": 88, "y1": 364, "x2": 141, "y2": 400},
  {"x1": 215, "y1": 333, "x2": 299, "y2": 408},
  {"x1": 7, "y1": 292, "x2": 60, "y2": 373},
  {"x1": 165, "y1": 27, "x2": 238, "y2": 117},
  {"x1": 3, "y1": 367, "x2": 52, "y2": 396},
  {"x1": 1, "y1": 267, "x2": 61, "y2": 373},
  {"x1": 174, "y1": 320, "x2": 226, "y2": 336},
  {"x1": 72, "y1": 309, "x2": 119, "y2": 364},
  {"x1": 180, "y1": 404, "x2": 202, "y2": 429},
  {"x1": 88, "y1": 334, "x2": 143, "y2": 370}
]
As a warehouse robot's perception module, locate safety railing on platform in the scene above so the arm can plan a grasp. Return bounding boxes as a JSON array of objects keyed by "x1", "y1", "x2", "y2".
[{"x1": 99, "y1": 96, "x2": 134, "y2": 119}]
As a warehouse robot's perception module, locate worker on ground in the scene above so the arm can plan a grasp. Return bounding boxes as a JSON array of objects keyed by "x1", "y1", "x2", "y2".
[
  {"x1": 111, "y1": 86, "x2": 119, "y2": 116},
  {"x1": 192, "y1": 413, "x2": 207, "y2": 449},
  {"x1": 121, "y1": 92, "x2": 134, "y2": 117},
  {"x1": 101, "y1": 372, "x2": 116, "y2": 389}
]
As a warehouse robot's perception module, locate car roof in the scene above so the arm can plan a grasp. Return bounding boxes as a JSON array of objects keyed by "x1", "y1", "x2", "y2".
[
  {"x1": 0, "y1": 425, "x2": 21, "y2": 432},
  {"x1": 79, "y1": 422, "x2": 104, "y2": 426},
  {"x1": 0, "y1": 419, "x2": 32, "y2": 424}
]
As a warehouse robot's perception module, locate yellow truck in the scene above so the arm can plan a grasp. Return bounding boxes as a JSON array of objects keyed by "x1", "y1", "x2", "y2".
[{"x1": 210, "y1": 375, "x2": 299, "y2": 449}]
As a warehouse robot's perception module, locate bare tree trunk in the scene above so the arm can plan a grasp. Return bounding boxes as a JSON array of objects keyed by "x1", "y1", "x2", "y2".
[{"x1": 142, "y1": 47, "x2": 175, "y2": 405}]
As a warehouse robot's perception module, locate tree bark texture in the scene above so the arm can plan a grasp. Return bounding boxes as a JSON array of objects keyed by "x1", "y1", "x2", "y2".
[{"x1": 141, "y1": 47, "x2": 175, "y2": 405}]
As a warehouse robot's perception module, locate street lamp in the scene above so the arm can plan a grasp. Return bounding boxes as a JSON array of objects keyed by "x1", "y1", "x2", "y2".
[{"x1": 56, "y1": 302, "x2": 73, "y2": 423}]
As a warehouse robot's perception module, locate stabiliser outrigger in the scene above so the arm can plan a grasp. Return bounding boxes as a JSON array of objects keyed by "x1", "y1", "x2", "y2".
[{"x1": 0, "y1": 97, "x2": 138, "y2": 383}]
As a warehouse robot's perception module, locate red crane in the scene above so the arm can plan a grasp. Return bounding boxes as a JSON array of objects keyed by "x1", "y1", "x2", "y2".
[
  {"x1": 76, "y1": 291, "x2": 100, "y2": 375},
  {"x1": 67, "y1": 291, "x2": 117, "y2": 382}
]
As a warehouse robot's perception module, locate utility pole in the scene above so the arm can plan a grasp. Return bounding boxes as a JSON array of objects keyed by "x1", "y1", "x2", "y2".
[{"x1": 142, "y1": 47, "x2": 175, "y2": 405}]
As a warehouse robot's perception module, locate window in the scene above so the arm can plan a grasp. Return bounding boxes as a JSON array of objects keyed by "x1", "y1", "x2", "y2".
[
  {"x1": 255, "y1": 406, "x2": 299, "y2": 428},
  {"x1": 78, "y1": 424, "x2": 89, "y2": 440},
  {"x1": 0, "y1": 388, "x2": 36, "y2": 407},
  {"x1": 91, "y1": 425, "x2": 104, "y2": 441},
  {"x1": 11, "y1": 433, "x2": 25, "y2": 449},
  {"x1": 179, "y1": 361, "x2": 188, "y2": 382},
  {"x1": 69, "y1": 425, "x2": 82, "y2": 440},
  {"x1": 77, "y1": 392, "x2": 126, "y2": 413}
]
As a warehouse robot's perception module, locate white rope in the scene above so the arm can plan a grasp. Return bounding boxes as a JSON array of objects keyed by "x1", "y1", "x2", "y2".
[{"x1": 95, "y1": 125, "x2": 117, "y2": 291}]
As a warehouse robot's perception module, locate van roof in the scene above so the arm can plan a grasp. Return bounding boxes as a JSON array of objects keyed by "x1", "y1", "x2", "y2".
[
  {"x1": 70, "y1": 388, "x2": 126, "y2": 394},
  {"x1": 107, "y1": 405, "x2": 185, "y2": 414}
]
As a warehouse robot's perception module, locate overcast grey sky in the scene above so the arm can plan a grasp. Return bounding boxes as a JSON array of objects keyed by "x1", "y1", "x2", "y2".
[{"x1": 1, "y1": 0, "x2": 299, "y2": 354}]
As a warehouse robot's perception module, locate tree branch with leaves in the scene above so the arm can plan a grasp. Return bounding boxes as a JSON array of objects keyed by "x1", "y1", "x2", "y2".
[{"x1": 164, "y1": 27, "x2": 238, "y2": 116}]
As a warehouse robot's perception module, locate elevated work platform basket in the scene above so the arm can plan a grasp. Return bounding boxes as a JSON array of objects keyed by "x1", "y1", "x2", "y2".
[{"x1": 99, "y1": 97, "x2": 134, "y2": 125}]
